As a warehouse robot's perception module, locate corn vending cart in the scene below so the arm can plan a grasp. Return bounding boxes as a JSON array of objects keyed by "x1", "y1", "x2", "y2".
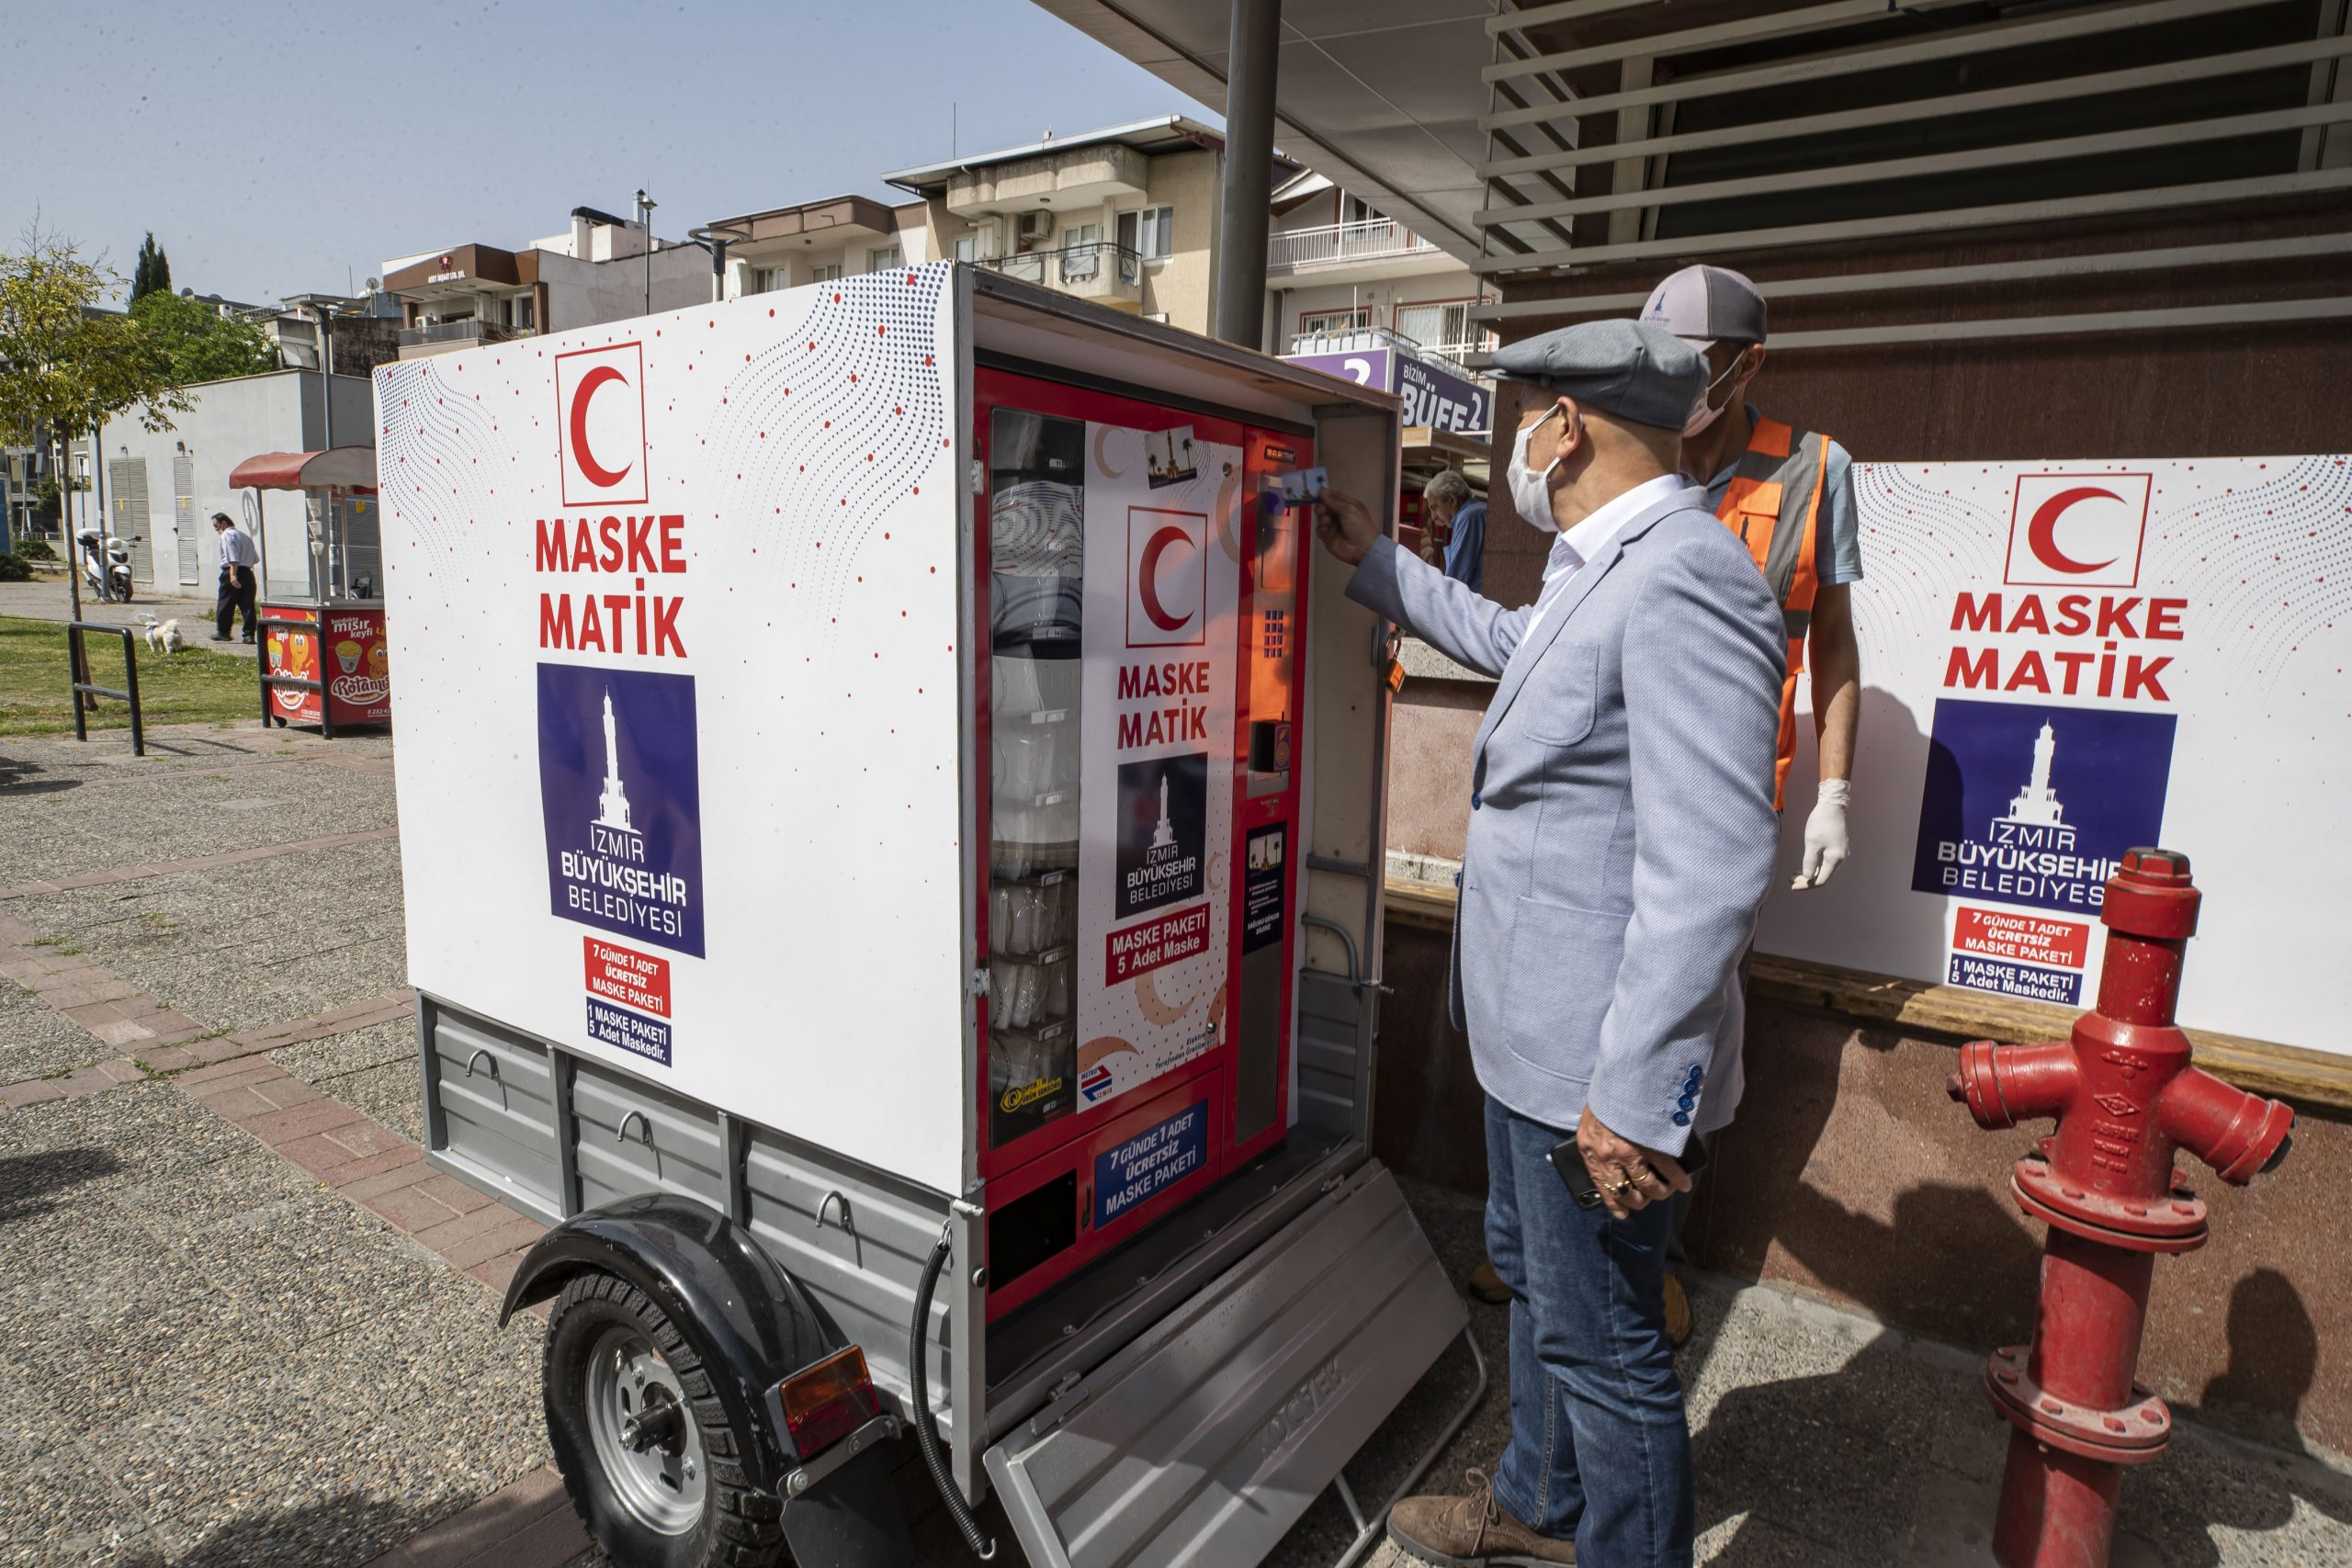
[{"x1": 229, "y1": 446, "x2": 390, "y2": 735}]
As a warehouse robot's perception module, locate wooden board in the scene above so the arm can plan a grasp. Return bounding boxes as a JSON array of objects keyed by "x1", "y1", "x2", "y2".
[{"x1": 1380, "y1": 877, "x2": 2352, "y2": 1112}]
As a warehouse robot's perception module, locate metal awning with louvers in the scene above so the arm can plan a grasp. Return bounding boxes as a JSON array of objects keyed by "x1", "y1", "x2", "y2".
[{"x1": 1465, "y1": 0, "x2": 2352, "y2": 350}]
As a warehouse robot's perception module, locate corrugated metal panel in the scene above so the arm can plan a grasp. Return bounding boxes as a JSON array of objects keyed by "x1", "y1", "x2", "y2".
[
  {"x1": 742, "y1": 1131, "x2": 959, "y2": 1441},
  {"x1": 985, "y1": 1162, "x2": 1464, "y2": 1568},
  {"x1": 428, "y1": 1010, "x2": 562, "y2": 1222},
  {"x1": 1295, "y1": 970, "x2": 1363, "y2": 1136},
  {"x1": 173, "y1": 455, "x2": 198, "y2": 584},
  {"x1": 107, "y1": 458, "x2": 152, "y2": 585}
]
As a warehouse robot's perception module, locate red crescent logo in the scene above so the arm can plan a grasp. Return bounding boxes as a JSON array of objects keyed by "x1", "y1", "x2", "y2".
[
  {"x1": 2026, "y1": 486, "x2": 2120, "y2": 575},
  {"x1": 569, "y1": 365, "x2": 633, "y2": 489},
  {"x1": 1137, "y1": 525, "x2": 1195, "y2": 631}
]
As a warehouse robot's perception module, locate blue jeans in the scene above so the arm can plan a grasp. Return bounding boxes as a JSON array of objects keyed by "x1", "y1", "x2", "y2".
[{"x1": 1486, "y1": 1095, "x2": 1694, "y2": 1567}]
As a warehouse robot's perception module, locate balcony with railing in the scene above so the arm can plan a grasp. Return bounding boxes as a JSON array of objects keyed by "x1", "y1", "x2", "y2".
[
  {"x1": 1268, "y1": 218, "x2": 1442, "y2": 276},
  {"x1": 979, "y1": 242, "x2": 1143, "y2": 308},
  {"x1": 397, "y1": 318, "x2": 515, "y2": 359}
]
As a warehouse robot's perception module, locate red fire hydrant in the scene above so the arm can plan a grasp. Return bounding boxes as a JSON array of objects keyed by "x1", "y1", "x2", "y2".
[{"x1": 1947, "y1": 847, "x2": 2293, "y2": 1568}]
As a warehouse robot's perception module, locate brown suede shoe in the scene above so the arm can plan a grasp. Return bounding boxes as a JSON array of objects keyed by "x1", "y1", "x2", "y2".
[
  {"x1": 1664, "y1": 1270, "x2": 1692, "y2": 1348},
  {"x1": 1387, "y1": 1469, "x2": 1576, "y2": 1566},
  {"x1": 1466, "y1": 1259, "x2": 1512, "y2": 1305}
]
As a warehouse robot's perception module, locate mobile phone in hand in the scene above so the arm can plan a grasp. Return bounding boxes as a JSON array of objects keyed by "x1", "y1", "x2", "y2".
[{"x1": 1547, "y1": 1133, "x2": 1712, "y2": 1211}]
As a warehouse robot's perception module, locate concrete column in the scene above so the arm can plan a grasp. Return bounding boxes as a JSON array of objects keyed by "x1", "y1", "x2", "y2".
[{"x1": 1213, "y1": 0, "x2": 1281, "y2": 348}]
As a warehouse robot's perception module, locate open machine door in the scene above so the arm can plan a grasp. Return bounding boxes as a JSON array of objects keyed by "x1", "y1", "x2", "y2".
[{"x1": 982, "y1": 1164, "x2": 1464, "y2": 1568}]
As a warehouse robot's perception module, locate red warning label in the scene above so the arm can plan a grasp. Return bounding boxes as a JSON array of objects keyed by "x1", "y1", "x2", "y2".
[{"x1": 584, "y1": 936, "x2": 672, "y2": 1017}]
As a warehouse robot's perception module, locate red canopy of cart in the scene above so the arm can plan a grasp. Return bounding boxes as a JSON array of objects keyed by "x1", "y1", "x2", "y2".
[{"x1": 228, "y1": 446, "x2": 379, "y2": 493}]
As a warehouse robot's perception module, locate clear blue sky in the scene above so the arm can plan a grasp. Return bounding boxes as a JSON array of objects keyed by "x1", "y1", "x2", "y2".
[{"x1": 0, "y1": 0, "x2": 1218, "y2": 306}]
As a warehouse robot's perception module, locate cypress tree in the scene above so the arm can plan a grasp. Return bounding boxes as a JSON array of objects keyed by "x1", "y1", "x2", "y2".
[{"x1": 130, "y1": 232, "x2": 171, "y2": 300}]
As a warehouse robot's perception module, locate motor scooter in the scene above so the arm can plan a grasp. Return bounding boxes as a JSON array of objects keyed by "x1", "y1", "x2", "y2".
[{"x1": 76, "y1": 529, "x2": 137, "y2": 603}]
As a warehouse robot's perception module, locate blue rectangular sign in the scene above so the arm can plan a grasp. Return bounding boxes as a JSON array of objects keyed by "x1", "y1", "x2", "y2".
[
  {"x1": 586, "y1": 997, "x2": 673, "y2": 1066},
  {"x1": 1093, "y1": 1100, "x2": 1208, "y2": 1228},
  {"x1": 538, "y1": 663, "x2": 706, "y2": 957},
  {"x1": 1947, "y1": 953, "x2": 2083, "y2": 1007},
  {"x1": 1911, "y1": 698, "x2": 2176, "y2": 918}
]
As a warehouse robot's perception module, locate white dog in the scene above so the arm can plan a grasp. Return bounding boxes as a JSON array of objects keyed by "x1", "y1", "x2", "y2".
[{"x1": 138, "y1": 615, "x2": 184, "y2": 654}]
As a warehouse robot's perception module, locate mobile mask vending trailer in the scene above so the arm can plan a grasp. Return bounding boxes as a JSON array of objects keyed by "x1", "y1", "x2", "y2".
[{"x1": 382, "y1": 262, "x2": 1478, "y2": 1568}]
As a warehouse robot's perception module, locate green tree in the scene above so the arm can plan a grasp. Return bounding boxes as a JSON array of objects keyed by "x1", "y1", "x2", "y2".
[
  {"x1": 130, "y1": 231, "x2": 171, "y2": 300},
  {"x1": 0, "y1": 228, "x2": 190, "y2": 452},
  {"x1": 128, "y1": 288, "x2": 277, "y2": 384}
]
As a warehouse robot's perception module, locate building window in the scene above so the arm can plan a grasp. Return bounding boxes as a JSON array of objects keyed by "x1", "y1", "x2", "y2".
[
  {"x1": 515, "y1": 294, "x2": 535, "y2": 330},
  {"x1": 1395, "y1": 299, "x2": 1488, "y2": 356},
  {"x1": 810, "y1": 264, "x2": 842, "y2": 284},
  {"x1": 1341, "y1": 193, "x2": 1377, "y2": 226},
  {"x1": 1297, "y1": 307, "x2": 1370, "y2": 336},
  {"x1": 1116, "y1": 205, "x2": 1174, "y2": 260},
  {"x1": 867, "y1": 244, "x2": 903, "y2": 274},
  {"x1": 952, "y1": 234, "x2": 978, "y2": 264}
]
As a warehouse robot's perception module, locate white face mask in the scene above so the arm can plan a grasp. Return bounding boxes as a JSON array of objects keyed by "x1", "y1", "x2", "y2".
[
  {"x1": 1682, "y1": 351, "x2": 1747, "y2": 439},
  {"x1": 1508, "y1": 406, "x2": 1566, "y2": 530}
]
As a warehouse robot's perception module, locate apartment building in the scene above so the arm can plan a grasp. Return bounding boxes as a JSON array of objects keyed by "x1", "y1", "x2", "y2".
[
  {"x1": 707, "y1": 115, "x2": 1493, "y2": 375},
  {"x1": 708, "y1": 195, "x2": 934, "y2": 299},
  {"x1": 380, "y1": 206, "x2": 708, "y2": 358},
  {"x1": 1269, "y1": 172, "x2": 1497, "y2": 372}
]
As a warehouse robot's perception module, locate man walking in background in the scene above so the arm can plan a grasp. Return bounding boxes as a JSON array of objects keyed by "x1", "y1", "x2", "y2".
[
  {"x1": 211, "y1": 511, "x2": 257, "y2": 643},
  {"x1": 1314, "y1": 320, "x2": 1784, "y2": 1566},
  {"x1": 1421, "y1": 468, "x2": 1488, "y2": 592}
]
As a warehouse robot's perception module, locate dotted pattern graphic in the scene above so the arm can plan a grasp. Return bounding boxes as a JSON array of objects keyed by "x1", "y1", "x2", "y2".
[{"x1": 704, "y1": 265, "x2": 952, "y2": 676}]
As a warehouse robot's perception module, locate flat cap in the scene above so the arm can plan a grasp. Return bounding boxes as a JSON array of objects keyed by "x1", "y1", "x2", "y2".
[{"x1": 1490, "y1": 319, "x2": 1702, "y2": 431}]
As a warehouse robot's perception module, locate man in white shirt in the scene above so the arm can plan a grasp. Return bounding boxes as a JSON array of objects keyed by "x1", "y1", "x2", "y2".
[{"x1": 211, "y1": 513, "x2": 259, "y2": 643}]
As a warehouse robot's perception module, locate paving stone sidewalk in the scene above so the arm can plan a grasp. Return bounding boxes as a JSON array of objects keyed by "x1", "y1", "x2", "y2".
[{"x1": 5, "y1": 722, "x2": 2349, "y2": 1568}]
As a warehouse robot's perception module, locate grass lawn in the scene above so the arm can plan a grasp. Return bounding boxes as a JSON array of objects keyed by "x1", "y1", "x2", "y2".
[{"x1": 0, "y1": 615, "x2": 257, "y2": 736}]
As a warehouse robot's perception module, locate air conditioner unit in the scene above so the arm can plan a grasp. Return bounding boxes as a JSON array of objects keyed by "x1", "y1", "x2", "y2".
[{"x1": 1017, "y1": 210, "x2": 1054, "y2": 242}]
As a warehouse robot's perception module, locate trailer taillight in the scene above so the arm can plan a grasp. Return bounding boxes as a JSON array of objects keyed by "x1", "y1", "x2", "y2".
[{"x1": 777, "y1": 1345, "x2": 883, "y2": 1459}]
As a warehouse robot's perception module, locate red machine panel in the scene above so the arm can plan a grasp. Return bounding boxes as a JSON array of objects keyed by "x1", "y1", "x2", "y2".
[{"x1": 974, "y1": 368, "x2": 1312, "y2": 1318}]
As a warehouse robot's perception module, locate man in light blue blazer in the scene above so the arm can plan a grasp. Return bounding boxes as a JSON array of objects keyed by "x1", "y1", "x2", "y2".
[{"x1": 1317, "y1": 320, "x2": 1785, "y2": 1568}]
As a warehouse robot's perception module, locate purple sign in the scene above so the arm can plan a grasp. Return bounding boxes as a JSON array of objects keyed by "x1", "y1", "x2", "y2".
[
  {"x1": 1285, "y1": 348, "x2": 1393, "y2": 392},
  {"x1": 1396, "y1": 354, "x2": 1491, "y2": 435},
  {"x1": 1286, "y1": 346, "x2": 1489, "y2": 434}
]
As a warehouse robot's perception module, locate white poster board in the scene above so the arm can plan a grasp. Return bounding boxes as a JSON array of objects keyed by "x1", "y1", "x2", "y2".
[
  {"x1": 380, "y1": 265, "x2": 972, "y2": 1191},
  {"x1": 1755, "y1": 456, "x2": 2351, "y2": 1057},
  {"x1": 1073, "y1": 423, "x2": 1242, "y2": 1108}
]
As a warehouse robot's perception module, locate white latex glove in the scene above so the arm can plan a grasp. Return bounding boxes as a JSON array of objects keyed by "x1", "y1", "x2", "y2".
[{"x1": 1792, "y1": 778, "x2": 1852, "y2": 890}]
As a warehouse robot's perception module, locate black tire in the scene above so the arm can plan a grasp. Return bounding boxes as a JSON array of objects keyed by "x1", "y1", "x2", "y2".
[{"x1": 544, "y1": 1270, "x2": 787, "y2": 1568}]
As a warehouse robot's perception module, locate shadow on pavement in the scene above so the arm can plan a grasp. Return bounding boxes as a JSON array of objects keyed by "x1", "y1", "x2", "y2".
[
  {"x1": 0, "y1": 1146, "x2": 123, "y2": 1224},
  {"x1": 107, "y1": 1489, "x2": 470, "y2": 1568}
]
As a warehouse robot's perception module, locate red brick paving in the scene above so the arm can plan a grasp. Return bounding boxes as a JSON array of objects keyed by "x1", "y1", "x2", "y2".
[
  {"x1": 357, "y1": 1464, "x2": 586, "y2": 1568},
  {"x1": 0, "y1": 824, "x2": 401, "y2": 901}
]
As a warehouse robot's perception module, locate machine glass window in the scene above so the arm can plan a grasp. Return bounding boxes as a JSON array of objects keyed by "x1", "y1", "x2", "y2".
[{"x1": 986, "y1": 406, "x2": 1084, "y2": 1149}]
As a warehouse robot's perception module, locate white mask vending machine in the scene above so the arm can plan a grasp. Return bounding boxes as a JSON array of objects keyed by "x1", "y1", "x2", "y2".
[
  {"x1": 975, "y1": 371, "x2": 1314, "y2": 1317},
  {"x1": 388, "y1": 264, "x2": 1473, "y2": 1568}
]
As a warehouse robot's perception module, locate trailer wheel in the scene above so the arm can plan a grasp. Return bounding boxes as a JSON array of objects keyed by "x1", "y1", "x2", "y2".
[{"x1": 544, "y1": 1270, "x2": 786, "y2": 1567}]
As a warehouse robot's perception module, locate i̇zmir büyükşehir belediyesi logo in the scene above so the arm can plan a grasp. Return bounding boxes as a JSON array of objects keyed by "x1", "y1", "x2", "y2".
[
  {"x1": 1115, "y1": 754, "x2": 1205, "y2": 919},
  {"x1": 538, "y1": 664, "x2": 705, "y2": 958},
  {"x1": 1911, "y1": 697, "x2": 2175, "y2": 918}
]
